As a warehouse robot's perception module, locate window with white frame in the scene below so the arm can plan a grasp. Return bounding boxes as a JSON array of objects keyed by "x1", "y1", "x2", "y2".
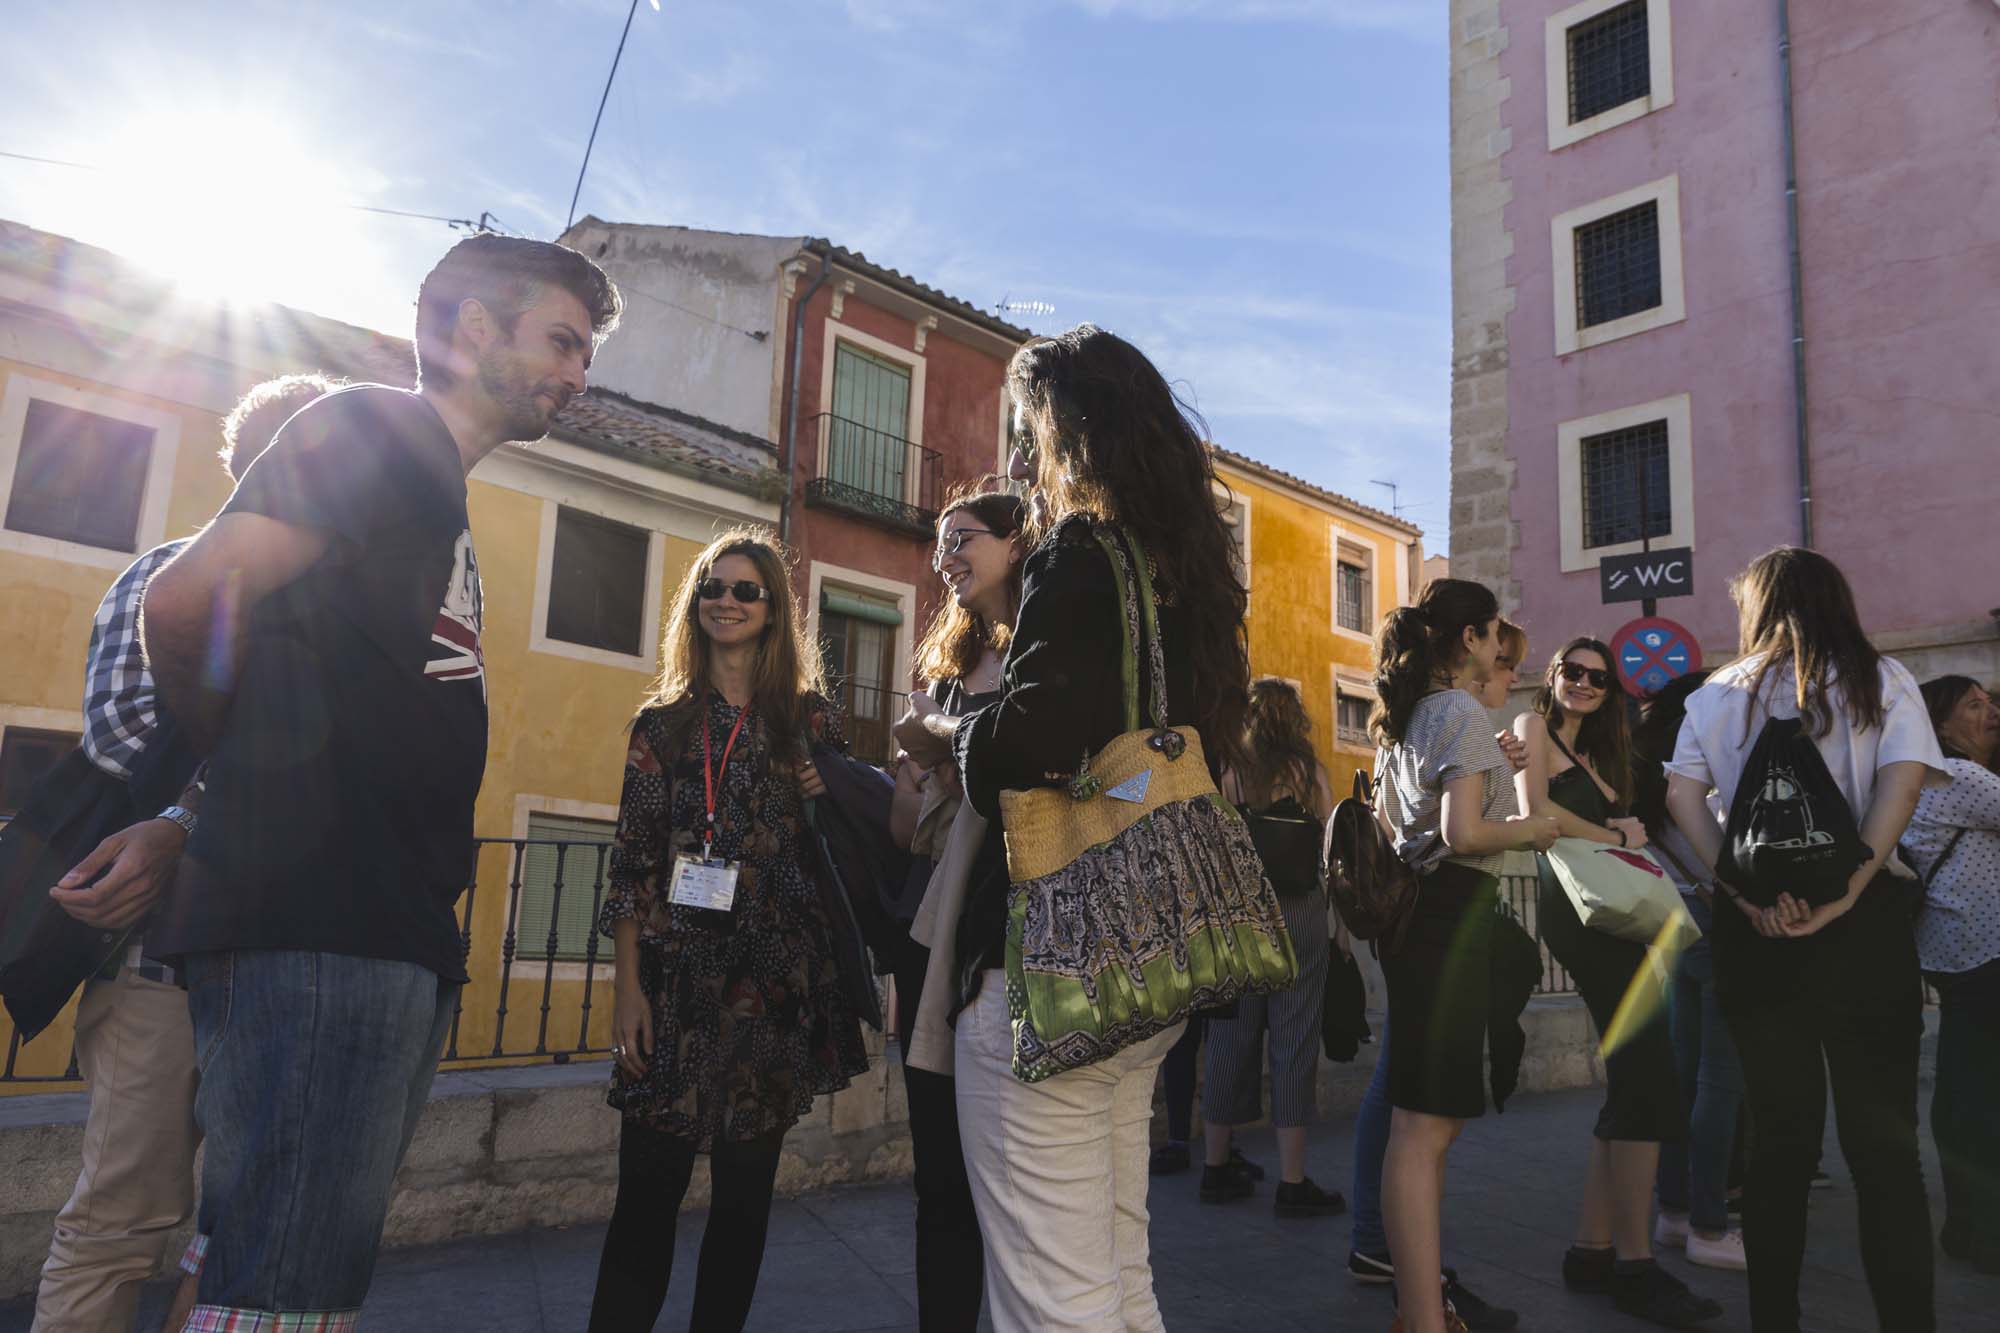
[
  {"x1": 546, "y1": 506, "x2": 651, "y2": 657},
  {"x1": 1557, "y1": 393, "x2": 1694, "y2": 572},
  {"x1": 512, "y1": 811, "x2": 615, "y2": 963},
  {"x1": 1551, "y1": 176, "x2": 1685, "y2": 355},
  {"x1": 1221, "y1": 493, "x2": 1250, "y2": 593},
  {"x1": 1333, "y1": 675, "x2": 1373, "y2": 749},
  {"x1": 1546, "y1": 0, "x2": 1674, "y2": 151},
  {"x1": 1335, "y1": 540, "x2": 1373, "y2": 634},
  {"x1": 0, "y1": 375, "x2": 182, "y2": 570}
]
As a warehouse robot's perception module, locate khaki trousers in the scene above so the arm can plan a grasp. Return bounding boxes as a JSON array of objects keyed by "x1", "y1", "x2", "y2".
[
  {"x1": 32, "y1": 969, "x2": 200, "y2": 1333},
  {"x1": 954, "y1": 973, "x2": 1183, "y2": 1333}
]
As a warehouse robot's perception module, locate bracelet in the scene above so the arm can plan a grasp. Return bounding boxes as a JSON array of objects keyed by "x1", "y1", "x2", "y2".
[{"x1": 1614, "y1": 826, "x2": 1628, "y2": 847}]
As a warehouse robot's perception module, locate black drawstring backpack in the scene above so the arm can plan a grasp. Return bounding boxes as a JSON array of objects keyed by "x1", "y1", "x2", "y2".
[{"x1": 1716, "y1": 716, "x2": 1866, "y2": 909}]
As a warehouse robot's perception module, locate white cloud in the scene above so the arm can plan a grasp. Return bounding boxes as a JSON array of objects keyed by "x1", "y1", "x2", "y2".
[{"x1": 671, "y1": 51, "x2": 768, "y2": 105}]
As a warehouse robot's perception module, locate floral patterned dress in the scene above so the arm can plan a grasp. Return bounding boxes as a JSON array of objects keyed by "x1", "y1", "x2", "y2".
[{"x1": 597, "y1": 691, "x2": 870, "y2": 1149}]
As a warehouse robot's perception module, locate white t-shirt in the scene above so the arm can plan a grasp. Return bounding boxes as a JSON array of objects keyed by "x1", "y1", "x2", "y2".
[{"x1": 1665, "y1": 655, "x2": 1948, "y2": 855}]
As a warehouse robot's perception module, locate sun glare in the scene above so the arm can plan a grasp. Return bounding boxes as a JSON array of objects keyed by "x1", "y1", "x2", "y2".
[{"x1": 79, "y1": 107, "x2": 383, "y2": 315}]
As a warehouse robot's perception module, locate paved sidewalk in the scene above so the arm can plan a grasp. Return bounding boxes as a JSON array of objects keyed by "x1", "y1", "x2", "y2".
[{"x1": 4, "y1": 1085, "x2": 1986, "y2": 1331}]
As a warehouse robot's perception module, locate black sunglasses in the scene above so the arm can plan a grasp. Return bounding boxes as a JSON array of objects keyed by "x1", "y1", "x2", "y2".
[
  {"x1": 696, "y1": 578, "x2": 770, "y2": 605},
  {"x1": 1558, "y1": 661, "x2": 1613, "y2": 691}
]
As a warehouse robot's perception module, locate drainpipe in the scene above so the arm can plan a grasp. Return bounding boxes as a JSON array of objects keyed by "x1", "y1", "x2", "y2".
[
  {"x1": 1778, "y1": 0, "x2": 1813, "y2": 547},
  {"x1": 778, "y1": 249, "x2": 831, "y2": 544}
]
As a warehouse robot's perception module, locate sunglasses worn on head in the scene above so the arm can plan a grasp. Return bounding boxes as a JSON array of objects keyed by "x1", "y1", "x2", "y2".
[
  {"x1": 696, "y1": 578, "x2": 770, "y2": 604},
  {"x1": 1559, "y1": 661, "x2": 1613, "y2": 690}
]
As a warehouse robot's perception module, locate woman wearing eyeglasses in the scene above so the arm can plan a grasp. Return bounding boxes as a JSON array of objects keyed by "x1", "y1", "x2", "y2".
[
  {"x1": 1510, "y1": 639, "x2": 1718, "y2": 1328},
  {"x1": 588, "y1": 529, "x2": 870, "y2": 1333},
  {"x1": 886, "y1": 485, "x2": 1025, "y2": 1332}
]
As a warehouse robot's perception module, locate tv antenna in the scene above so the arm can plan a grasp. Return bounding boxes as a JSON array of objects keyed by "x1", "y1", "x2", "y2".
[
  {"x1": 995, "y1": 295, "x2": 1055, "y2": 318},
  {"x1": 1370, "y1": 479, "x2": 1405, "y2": 516}
]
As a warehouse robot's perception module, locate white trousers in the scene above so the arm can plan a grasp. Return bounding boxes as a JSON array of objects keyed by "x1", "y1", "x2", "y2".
[{"x1": 954, "y1": 973, "x2": 1183, "y2": 1332}]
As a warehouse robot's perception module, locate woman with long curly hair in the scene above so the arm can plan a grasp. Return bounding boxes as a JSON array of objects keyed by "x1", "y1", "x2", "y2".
[
  {"x1": 1512, "y1": 639, "x2": 1718, "y2": 1326},
  {"x1": 898, "y1": 324, "x2": 1250, "y2": 1329},
  {"x1": 589, "y1": 529, "x2": 870, "y2": 1332}
]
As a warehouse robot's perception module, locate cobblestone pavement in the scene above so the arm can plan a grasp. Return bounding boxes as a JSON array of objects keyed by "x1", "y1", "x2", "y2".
[{"x1": 5, "y1": 1085, "x2": 1988, "y2": 1331}]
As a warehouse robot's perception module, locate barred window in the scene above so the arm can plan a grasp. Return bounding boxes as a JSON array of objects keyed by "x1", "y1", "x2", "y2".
[
  {"x1": 514, "y1": 812, "x2": 615, "y2": 962},
  {"x1": 1568, "y1": 0, "x2": 1651, "y2": 124},
  {"x1": 1336, "y1": 560, "x2": 1370, "y2": 634},
  {"x1": 1336, "y1": 694, "x2": 1371, "y2": 746},
  {"x1": 1574, "y1": 202, "x2": 1661, "y2": 329},
  {"x1": 1581, "y1": 420, "x2": 1671, "y2": 549}
]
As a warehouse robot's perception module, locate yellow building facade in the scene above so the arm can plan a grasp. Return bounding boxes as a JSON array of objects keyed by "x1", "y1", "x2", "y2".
[
  {"x1": 1213, "y1": 449, "x2": 1426, "y2": 798},
  {"x1": 0, "y1": 222, "x2": 779, "y2": 1089}
]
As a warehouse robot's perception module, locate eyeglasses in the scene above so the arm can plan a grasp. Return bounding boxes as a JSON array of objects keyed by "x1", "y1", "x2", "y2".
[
  {"x1": 1559, "y1": 662, "x2": 1613, "y2": 690},
  {"x1": 931, "y1": 527, "x2": 999, "y2": 570},
  {"x1": 696, "y1": 578, "x2": 770, "y2": 604}
]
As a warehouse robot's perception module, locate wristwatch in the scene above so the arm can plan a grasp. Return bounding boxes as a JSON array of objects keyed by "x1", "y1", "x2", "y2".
[{"x1": 156, "y1": 805, "x2": 198, "y2": 837}]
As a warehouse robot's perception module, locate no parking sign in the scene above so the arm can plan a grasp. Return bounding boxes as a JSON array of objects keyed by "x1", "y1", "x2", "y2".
[{"x1": 1610, "y1": 616, "x2": 1701, "y2": 697}]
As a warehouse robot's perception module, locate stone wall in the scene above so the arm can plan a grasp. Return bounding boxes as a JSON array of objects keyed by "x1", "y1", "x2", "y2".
[
  {"x1": 1447, "y1": 0, "x2": 1519, "y2": 613},
  {"x1": 0, "y1": 999, "x2": 1611, "y2": 1301}
]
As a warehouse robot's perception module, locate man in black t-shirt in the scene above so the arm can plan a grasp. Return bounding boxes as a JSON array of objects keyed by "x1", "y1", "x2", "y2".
[{"x1": 141, "y1": 236, "x2": 620, "y2": 1326}]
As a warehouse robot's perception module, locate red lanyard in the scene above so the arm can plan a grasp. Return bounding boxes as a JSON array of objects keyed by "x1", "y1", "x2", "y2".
[{"x1": 702, "y1": 701, "x2": 752, "y2": 859}]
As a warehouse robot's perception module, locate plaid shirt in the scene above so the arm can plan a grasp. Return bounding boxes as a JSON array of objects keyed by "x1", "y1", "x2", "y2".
[
  {"x1": 81, "y1": 539, "x2": 188, "y2": 982},
  {"x1": 82, "y1": 540, "x2": 186, "y2": 780}
]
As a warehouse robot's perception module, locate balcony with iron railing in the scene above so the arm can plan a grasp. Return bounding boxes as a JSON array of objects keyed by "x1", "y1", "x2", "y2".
[{"x1": 804, "y1": 413, "x2": 942, "y2": 538}]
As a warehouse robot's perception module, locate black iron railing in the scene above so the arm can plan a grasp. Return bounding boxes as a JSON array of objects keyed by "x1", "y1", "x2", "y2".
[
  {"x1": 1500, "y1": 871, "x2": 1577, "y2": 995},
  {"x1": 805, "y1": 413, "x2": 942, "y2": 537}
]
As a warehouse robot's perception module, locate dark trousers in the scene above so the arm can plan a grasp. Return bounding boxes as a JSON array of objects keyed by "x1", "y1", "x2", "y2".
[
  {"x1": 587, "y1": 1119, "x2": 785, "y2": 1333},
  {"x1": 894, "y1": 938, "x2": 985, "y2": 1332},
  {"x1": 1716, "y1": 878, "x2": 1933, "y2": 1333},
  {"x1": 1160, "y1": 1014, "x2": 1207, "y2": 1142},
  {"x1": 1930, "y1": 957, "x2": 2000, "y2": 1262}
]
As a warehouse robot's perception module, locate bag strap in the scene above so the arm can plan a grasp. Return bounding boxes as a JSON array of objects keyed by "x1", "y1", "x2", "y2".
[
  {"x1": 1902, "y1": 828, "x2": 1968, "y2": 892},
  {"x1": 1123, "y1": 527, "x2": 1171, "y2": 732},
  {"x1": 1089, "y1": 527, "x2": 1145, "y2": 735}
]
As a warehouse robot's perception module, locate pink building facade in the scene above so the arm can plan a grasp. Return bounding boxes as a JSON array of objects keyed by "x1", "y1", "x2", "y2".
[{"x1": 1449, "y1": 0, "x2": 2000, "y2": 684}]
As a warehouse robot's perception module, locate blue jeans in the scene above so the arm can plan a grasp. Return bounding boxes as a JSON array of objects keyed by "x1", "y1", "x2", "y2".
[
  {"x1": 1350, "y1": 1013, "x2": 1392, "y2": 1255},
  {"x1": 184, "y1": 950, "x2": 459, "y2": 1317},
  {"x1": 1656, "y1": 895, "x2": 1743, "y2": 1233}
]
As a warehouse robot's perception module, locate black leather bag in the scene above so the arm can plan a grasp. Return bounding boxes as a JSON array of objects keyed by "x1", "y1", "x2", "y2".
[
  {"x1": 1242, "y1": 795, "x2": 1324, "y2": 899},
  {"x1": 1324, "y1": 770, "x2": 1420, "y2": 954}
]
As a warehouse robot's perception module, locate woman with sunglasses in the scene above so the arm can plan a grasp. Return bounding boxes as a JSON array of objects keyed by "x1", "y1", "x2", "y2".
[
  {"x1": 589, "y1": 529, "x2": 871, "y2": 1332},
  {"x1": 887, "y1": 484, "x2": 1026, "y2": 1332},
  {"x1": 1511, "y1": 640, "x2": 1718, "y2": 1328},
  {"x1": 898, "y1": 324, "x2": 1249, "y2": 1330}
]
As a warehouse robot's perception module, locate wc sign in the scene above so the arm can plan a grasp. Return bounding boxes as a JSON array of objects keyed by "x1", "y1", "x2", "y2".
[{"x1": 1599, "y1": 546, "x2": 1693, "y2": 605}]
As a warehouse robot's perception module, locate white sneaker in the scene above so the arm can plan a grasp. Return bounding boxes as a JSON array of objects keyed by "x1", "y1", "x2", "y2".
[
  {"x1": 1654, "y1": 1211, "x2": 1691, "y2": 1249},
  {"x1": 1686, "y1": 1228, "x2": 1748, "y2": 1271}
]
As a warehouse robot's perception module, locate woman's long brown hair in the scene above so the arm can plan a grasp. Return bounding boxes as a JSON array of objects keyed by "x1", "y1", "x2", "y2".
[
  {"x1": 1369, "y1": 578, "x2": 1499, "y2": 746},
  {"x1": 1731, "y1": 546, "x2": 1884, "y2": 741},
  {"x1": 1237, "y1": 678, "x2": 1318, "y2": 807},
  {"x1": 1532, "y1": 635, "x2": 1636, "y2": 808},
  {"x1": 643, "y1": 527, "x2": 825, "y2": 748},
  {"x1": 1007, "y1": 324, "x2": 1250, "y2": 769},
  {"x1": 913, "y1": 484, "x2": 1026, "y2": 687}
]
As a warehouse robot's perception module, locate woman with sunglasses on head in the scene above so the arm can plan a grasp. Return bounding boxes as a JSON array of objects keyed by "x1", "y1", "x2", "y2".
[
  {"x1": 589, "y1": 529, "x2": 871, "y2": 1333},
  {"x1": 898, "y1": 324, "x2": 1250, "y2": 1330},
  {"x1": 886, "y1": 485, "x2": 1026, "y2": 1332},
  {"x1": 1665, "y1": 548, "x2": 1946, "y2": 1333},
  {"x1": 1510, "y1": 640, "x2": 1718, "y2": 1328}
]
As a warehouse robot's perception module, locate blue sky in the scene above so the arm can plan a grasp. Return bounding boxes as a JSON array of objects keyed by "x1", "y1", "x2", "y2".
[{"x1": 0, "y1": 0, "x2": 1452, "y2": 544}]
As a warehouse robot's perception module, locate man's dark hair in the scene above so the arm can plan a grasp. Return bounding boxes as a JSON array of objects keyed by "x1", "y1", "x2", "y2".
[
  {"x1": 414, "y1": 235, "x2": 622, "y2": 388},
  {"x1": 220, "y1": 373, "x2": 346, "y2": 481}
]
